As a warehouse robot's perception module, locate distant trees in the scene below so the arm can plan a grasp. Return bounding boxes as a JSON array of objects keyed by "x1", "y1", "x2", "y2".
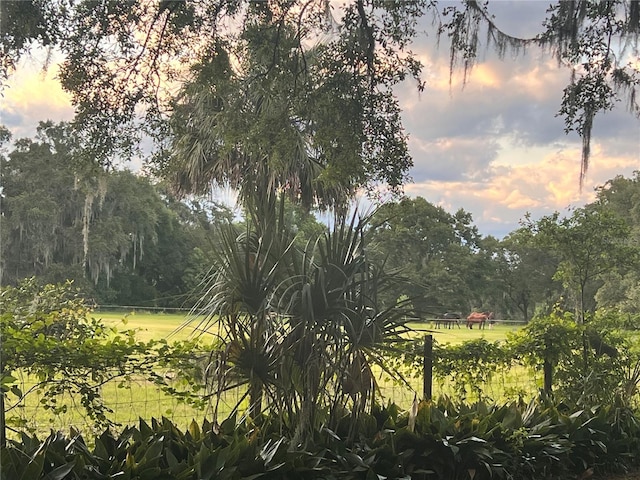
[
  {"x1": 593, "y1": 172, "x2": 640, "y2": 314},
  {"x1": 1, "y1": 122, "x2": 90, "y2": 289},
  {"x1": 364, "y1": 181, "x2": 640, "y2": 322},
  {"x1": 524, "y1": 206, "x2": 638, "y2": 322},
  {"x1": 1, "y1": 1, "x2": 638, "y2": 318},
  {"x1": 367, "y1": 197, "x2": 481, "y2": 315},
  {"x1": 494, "y1": 228, "x2": 560, "y2": 323},
  {"x1": 0, "y1": 122, "x2": 234, "y2": 308}
]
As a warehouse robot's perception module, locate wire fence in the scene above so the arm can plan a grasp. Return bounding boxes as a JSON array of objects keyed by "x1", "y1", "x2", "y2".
[
  {"x1": 5, "y1": 376, "x2": 244, "y2": 439},
  {"x1": 96, "y1": 305, "x2": 193, "y2": 314},
  {"x1": 5, "y1": 307, "x2": 536, "y2": 439},
  {"x1": 6, "y1": 342, "x2": 541, "y2": 440}
]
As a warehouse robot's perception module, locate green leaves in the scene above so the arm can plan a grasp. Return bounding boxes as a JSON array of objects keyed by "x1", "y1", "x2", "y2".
[
  {"x1": 3, "y1": 401, "x2": 640, "y2": 480},
  {"x1": 1, "y1": 280, "x2": 210, "y2": 436},
  {"x1": 525, "y1": 206, "x2": 637, "y2": 322},
  {"x1": 432, "y1": 338, "x2": 509, "y2": 401}
]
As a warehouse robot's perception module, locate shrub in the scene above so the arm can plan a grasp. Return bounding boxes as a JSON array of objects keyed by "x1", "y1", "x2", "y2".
[
  {"x1": 0, "y1": 279, "x2": 205, "y2": 443},
  {"x1": 4, "y1": 397, "x2": 640, "y2": 479}
]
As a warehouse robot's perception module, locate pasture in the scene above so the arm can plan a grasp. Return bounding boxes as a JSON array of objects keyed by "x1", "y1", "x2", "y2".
[
  {"x1": 96, "y1": 310, "x2": 202, "y2": 342},
  {"x1": 96, "y1": 309, "x2": 524, "y2": 344},
  {"x1": 10, "y1": 311, "x2": 534, "y2": 438}
]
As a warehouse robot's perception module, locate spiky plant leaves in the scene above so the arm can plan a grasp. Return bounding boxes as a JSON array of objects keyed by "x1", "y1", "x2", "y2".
[{"x1": 181, "y1": 204, "x2": 420, "y2": 443}]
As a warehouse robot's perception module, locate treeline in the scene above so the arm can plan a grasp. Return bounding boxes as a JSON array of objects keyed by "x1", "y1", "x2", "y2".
[
  {"x1": 1, "y1": 122, "x2": 639, "y2": 318},
  {"x1": 0, "y1": 122, "x2": 326, "y2": 308},
  {"x1": 0, "y1": 124, "x2": 210, "y2": 307},
  {"x1": 366, "y1": 179, "x2": 640, "y2": 321}
]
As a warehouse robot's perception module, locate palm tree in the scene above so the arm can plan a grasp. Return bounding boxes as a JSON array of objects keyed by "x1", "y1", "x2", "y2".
[
  {"x1": 166, "y1": 29, "x2": 352, "y2": 215},
  {"x1": 169, "y1": 6, "x2": 418, "y2": 441}
]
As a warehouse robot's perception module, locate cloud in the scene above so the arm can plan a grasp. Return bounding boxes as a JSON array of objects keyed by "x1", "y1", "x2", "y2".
[
  {"x1": 403, "y1": 141, "x2": 639, "y2": 238},
  {"x1": 408, "y1": 136, "x2": 501, "y2": 183},
  {"x1": 484, "y1": 1, "x2": 553, "y2": 39},
  {"x1": 395, "y1": 4, "x2": 639, "y2": 238},
  {"x1": 1, "y1": 61, "x2": 74, "y2": 139}
]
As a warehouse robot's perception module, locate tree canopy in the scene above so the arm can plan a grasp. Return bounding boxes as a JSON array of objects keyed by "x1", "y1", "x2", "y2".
[
  {"x1": 0, "y1": 122, "x2": 236, "y2": 307},
  {"x1": 2, "y1": 0, "x2": 638, "y2": 202}
]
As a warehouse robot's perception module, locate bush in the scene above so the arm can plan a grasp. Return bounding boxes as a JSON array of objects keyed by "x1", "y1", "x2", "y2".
[
  {"x1": 3, "y1": 397, "x2": 640, "y2": 480},
  {"x1": 508, "y1": 311, "x2": 640, "y2": 407},
  {"x1": 0, "y1": 279, "x2": 205, "y2": 442}
]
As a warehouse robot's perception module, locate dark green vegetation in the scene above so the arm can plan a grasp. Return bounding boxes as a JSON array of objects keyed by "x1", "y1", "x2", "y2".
[
  {"x1": 0, "y1": 122, "x2": 326, "y2": 308},
  {"x1": 3, "y1": 399, "x2": 640, "y2": 480},
  {"x1": 2, "y1": 2, "x2": 640, "y2": 479}
]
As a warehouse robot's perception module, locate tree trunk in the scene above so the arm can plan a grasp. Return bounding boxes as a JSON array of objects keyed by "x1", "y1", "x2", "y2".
[
  {"x1": 543, "y1": 339, "x2": 553, "y2": 394},
  {"x1": 248, "y1": 377, "x2": 262, "y2": 418},
  {"x1": 543, "y1": 358, "x2": 553, "y2": 395}
]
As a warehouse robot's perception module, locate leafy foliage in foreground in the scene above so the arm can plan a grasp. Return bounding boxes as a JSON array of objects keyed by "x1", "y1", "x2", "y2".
[
  {"x1": 0, "y1": 279, "x2": 206, "y2": 437},
  {"x1": 3, "y1": 397, "x2": 640, "y2": 480}
]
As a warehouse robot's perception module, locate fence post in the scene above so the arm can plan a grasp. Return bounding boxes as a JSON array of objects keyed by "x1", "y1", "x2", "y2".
[
  {"x1": 423, "y1": 335, "x2": 433, "y2": 401},
  {"x1": 0, "y1": 387, "x2": 5, "y2": 448},
  {"x1": 543, "y1": 339, "x2": 553, "y2": 394}
]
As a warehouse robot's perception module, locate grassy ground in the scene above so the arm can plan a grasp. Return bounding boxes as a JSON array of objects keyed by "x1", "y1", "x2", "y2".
[
  {"x1": 97, "y1": 310, "x2": 525, "y2": 345},
  {"x1": 411, "y1": 319, "x2": 524, "y2": 344},
  {"x1": 96, "y1": 310, "x2": 201, "y2": 342},
  {"x1": 9, "y1": 311, "x2": 533, "y2": 438}
]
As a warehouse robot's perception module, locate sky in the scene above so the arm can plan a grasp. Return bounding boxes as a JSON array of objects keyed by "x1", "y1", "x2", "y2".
[{"x1": 1, "y1": 1, "x2": 639, "y2": 239}]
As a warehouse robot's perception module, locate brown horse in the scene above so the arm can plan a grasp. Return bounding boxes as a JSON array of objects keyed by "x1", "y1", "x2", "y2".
[
  {"x1": 466, "y1": 311, "x2": 494, "y2": 329},
  {"x1": 435, "y1": 312, "x2": 462, "y2": 329}
]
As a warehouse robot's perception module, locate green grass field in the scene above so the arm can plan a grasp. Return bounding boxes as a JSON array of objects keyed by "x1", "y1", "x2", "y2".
[
  {"x1": 410, "y1": 319, "x2": 524, "y2": 344},
  {"x1": 96, "y1": 310, "x2": 202, "y2": 342},
  {"x1": 8, "y1": 311, "x2": 535, "y2": 438},
  {"x1": 96, "y1": 310, "x2": 525, "y2": 345}
]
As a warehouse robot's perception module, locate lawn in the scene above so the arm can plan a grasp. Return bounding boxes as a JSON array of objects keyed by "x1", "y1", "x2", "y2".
[
  {"x1": 9, "y1": 311, "x2": 533, "y2": 438},
  {"x1": 96, "y1": 309, "x2": 524, "y2": 345},
  {"x1": 95, "y1": 309, "x2": 203, "y2": 342},
  {"x1": 410, "y1": 319, "x2": 525, "y2": 344}
]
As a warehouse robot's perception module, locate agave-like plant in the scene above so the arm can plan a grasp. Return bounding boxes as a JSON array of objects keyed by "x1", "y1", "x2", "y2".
[
  {"x1": 183, "y1": 202, "x2": 417, "y2": 443},
  {"x1": 183, "y1": 199, "x2": 296, "y2": 419}
]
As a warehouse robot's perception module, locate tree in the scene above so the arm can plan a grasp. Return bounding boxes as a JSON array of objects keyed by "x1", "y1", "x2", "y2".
[
  {"x1": 0, "y1": 124, "x2": 228, "y2": 307},
  {"x1": 0, "y1": 122, "x2": 89, "y2": 289},
  {"x1": 592, "y1": 171, "x2": 640, "y2": 313},
  {"x1": 86, "y1": 171, "x2": 162, "y2": 288},
  {"x1": 1, "y1": 0, "x2": 423, "y2": 205},
  {"x1": 367, "y1": 197, "x2": 481, "y2": 315},
  {"x1": 464, "y1": 234, "x2": 503, "y2": 315},
  {"x1": 182, "y1": 207, "x2": 415, "y2": 442},
  {"x1": 525, "y1": 206, "x2": 638, "y2": 322},
  {"x1": 280, "y1": 199, "x2": 328, "y2": 250},
  {"x1": 2, "y1": 1, "x2": 637, "y2": 188},
  {"x1": 496, "y1": 227, "x2": 560, "y2": 322},
  {"x1": 595, "y1": 171, "x2": 640, "y2": 232}
]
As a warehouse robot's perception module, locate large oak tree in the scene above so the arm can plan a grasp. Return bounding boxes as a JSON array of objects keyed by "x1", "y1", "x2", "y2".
[{"x1": 2, "y1": 1, "x2": 638, "y2": 200}]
